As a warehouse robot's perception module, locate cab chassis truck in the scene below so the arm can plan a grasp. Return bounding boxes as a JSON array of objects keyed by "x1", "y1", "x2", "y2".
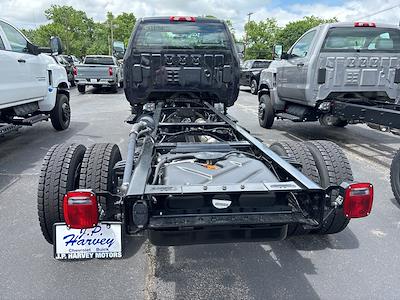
[
  {"x1": 256, "y1": 22, "x2": 400, "y2": 205},
  {"x1": 36, "y1": 17, "x2": 374, "y2": 260}
]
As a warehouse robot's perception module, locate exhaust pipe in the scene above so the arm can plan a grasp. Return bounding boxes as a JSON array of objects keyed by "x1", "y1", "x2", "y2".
[{"x1": 120, "y1": 115, "x2": 155, "y2": 193}]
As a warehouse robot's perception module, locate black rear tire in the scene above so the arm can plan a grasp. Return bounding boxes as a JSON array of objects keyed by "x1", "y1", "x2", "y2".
[
  {"x1": 37, "y1": 144, "x2": 86, "y2": 244},
  {"x1": 77, "y1": 85, "x2": 86, "y2": 93},
  {"x1": 250, "y1": 79, "x2": 258, "y2": 95},
  {"x1": 119, "y1": 80, "x2": 124, "y2": 88},
  {"x1": 79, "y1": 143, "x2": 122, "y2": 218},
  {"x1": 270, "y1": 141, "x2": 319, "y2": 236},
  {"x1": 258, "y1": 94, "x2": 275, "y2": 129},
  {"x1": 390, "y1": 149, "x2": 400, "y2": 205},
  {"x1": 50, "y1": 93, "x2": 71, "y2": 131},
  {"x1": 111, "y1": 82, "x2": 118, "y2": 93},
  {"x1": 319, "y1": 115, "x2": 348, "y2": 127},
  {"x1": 305, "y1": 140, "x2": 353, "y2": 234}
]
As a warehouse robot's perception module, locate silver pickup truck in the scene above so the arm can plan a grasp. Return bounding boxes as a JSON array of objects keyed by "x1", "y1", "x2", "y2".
[
  {"x1": 258, "y1": 22, "x2": 400, "y2": 128},
  {"x1": 75, "y1": 55, "x2": 123, "y2": 93}
]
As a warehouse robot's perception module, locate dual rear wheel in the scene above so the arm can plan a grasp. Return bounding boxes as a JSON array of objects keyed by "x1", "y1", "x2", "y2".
[
  {"x1": 37, "y1": 139, "x2": 353, "y2": 243},
  {"x1": 270, "y1": 140, "x2": 353, "y2": 236},
  {"x1": 37, "y1": 143, "x2": 121, "y2": 244}
]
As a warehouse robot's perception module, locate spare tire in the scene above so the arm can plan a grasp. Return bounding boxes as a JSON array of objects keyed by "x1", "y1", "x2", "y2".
[
  {"x1": 79, "y1": 143, "x2": 122, "y2": 219},
  {"x1": 270, "y1": 141, "x2": 319, "y2": 236},
  {"x1": 37, "y1": 144, "x2": 86, "y2": 244},
  {"x1": 305, "y1": 140, "x2": 353, "y2": 234}
]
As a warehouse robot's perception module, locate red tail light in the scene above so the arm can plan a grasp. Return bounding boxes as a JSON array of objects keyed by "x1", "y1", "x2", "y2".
[
  {"x1": 109, "y1": 67, "x2": 113, "y2": 76},
  {"x1": 354, "y1": 22, "x2": 376, "y2": 27},
  {"x1": 63, "y1": 190, "x2": 98, "y2": 229},
  {"x1": 170, "y1": 16, "x2": 196, "y2": 22},
  {"x1": 73, "y1": 67, "x2": 77, "y2": 76},
  {"x1": 343, "y1": 183, "x2": 373, "y2": 218}
]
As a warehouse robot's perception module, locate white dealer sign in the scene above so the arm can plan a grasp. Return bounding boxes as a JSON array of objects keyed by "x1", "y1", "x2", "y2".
[{"x1": 54, "y1": 222, "x2": 122, "y2": 260}]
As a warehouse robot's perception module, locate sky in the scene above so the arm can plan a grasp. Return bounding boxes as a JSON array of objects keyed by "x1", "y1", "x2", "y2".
[{"x1": 1, "y1": 0, "x2": 400, "y2": 37}]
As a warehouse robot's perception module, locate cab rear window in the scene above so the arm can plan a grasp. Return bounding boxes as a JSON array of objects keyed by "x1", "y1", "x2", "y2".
[
  {"x1": 134, "y1": 22, "x2": 230, "y2": 49},
  {"x1": 253, "y1": 61, "x2": 271, "y2": 68},
  {"x1": 321, "y1": 27, "x2": 400, "y2": 52},
  {"x1": 84, "y1": 57, "x2": 114, "y2": 65}
]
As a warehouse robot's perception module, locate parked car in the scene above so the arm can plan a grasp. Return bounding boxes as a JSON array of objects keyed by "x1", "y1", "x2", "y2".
[
  {"x1": 75, "y1": 55, "x2": 123, "y2": 93},
  {"x1": 0, "y1": 19, "x2": 71, "y2": 133},
  {"x1": 55, "y1": 55, "x2": 75, "y2": 86},
  {"x1": 258, "y1": 22, "x2": 400, "y2": 129},
  {"x1": 61, "y1": 54, "x2": 80, "y2": 65},
  {"x1": 240, "y1": 59, "x2": 271, "y2": 94}
]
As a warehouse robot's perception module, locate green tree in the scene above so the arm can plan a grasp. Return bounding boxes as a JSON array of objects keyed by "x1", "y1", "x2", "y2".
[
  {"x1": 86, "y1": 22, "x2": 109, "y2": 55},
  {"x1": 277, "y1": 16, "x2": 338, "y2": 51},
  {"x1": 111, "y1": 12, "x2": 137, "y2": 47},
  {"x1": 20, "y1": 6, "x2": 136, "y2": 57},
  {"x1": 21, "y1": 5, "x2": 97, "y2": 56},
  {"x1": 244, "y1": 18, "x2": 280, "y2": 59},
  {"x1": 43, "y1": 5, "x2": 96, "y2": 55}
]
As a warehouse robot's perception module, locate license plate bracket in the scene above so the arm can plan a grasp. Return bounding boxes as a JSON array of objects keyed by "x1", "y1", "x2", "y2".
[{"x1": 53, "y1": 222, "x2": 122, "y2": 260}]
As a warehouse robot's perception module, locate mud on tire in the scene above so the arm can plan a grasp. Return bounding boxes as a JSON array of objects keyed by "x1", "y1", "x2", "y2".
[
  {"x1": 37, "y1": 144, "x2": 86, "y2": 244},
  {"x1": 305, "y1": 140, "x2": 353, "y2": 234},
  {"x1": 79, "y1": 143, "x2": 122, "y2": 219}
]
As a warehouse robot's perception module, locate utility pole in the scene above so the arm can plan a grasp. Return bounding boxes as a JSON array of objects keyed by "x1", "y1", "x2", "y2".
[
  {"x1": 109, "y1": 18, "x2": 114, "y2": 56},
  {"x1": 244, "y1": 12, "x2": 254, "y2": 59}
]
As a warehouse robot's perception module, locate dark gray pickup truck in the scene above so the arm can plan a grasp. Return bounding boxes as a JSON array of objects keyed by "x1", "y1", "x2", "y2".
[{"x1": 258, "y1": 22, "x2": 400, "y2": 128}]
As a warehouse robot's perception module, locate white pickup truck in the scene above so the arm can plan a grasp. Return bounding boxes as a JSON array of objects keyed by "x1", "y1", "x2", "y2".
[{"x1": 0, "y1": 19, "x2": 71, "y2": 134}]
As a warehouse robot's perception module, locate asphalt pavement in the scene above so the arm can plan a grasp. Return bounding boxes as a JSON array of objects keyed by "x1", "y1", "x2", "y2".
[{"x1": 1, "y1": 86, "x2": 399, "y2": 300}]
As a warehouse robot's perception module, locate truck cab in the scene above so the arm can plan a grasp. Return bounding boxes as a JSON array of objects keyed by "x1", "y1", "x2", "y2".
[
  {"x1": 0, "y1": 19, "x2": 71, "y2": 132},
  {"x1": 258, "y1": 22, "x2": 400, "y2": 128},
  {"x1": 123, "y1": 17, "x2": 240, "y2": 112}
]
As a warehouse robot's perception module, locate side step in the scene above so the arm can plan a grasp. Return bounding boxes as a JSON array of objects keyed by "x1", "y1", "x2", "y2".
[
  {"x1": 0, "y1": 124, "x2": 22, "y2": 136},
  {"x1": 275, "y1": 112, "x2": 303, "y2": 122},
  {"x1": 11, "y1": 114, "x2": 49, "y2": 126}
]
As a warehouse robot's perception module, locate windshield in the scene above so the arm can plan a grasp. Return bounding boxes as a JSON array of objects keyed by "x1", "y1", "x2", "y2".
[
  {"x1": 84, "y1": 57, "x2": 114, "y2": 65},
  {"x1": 253, "y1": 61, "x2": 270, "y2": 68},
  {"x1": 322, "y1": 27, "x2": 400, "y2": 52},
  {"x1": 134, "y1": 22, "x2": 230, "y2": 49}
]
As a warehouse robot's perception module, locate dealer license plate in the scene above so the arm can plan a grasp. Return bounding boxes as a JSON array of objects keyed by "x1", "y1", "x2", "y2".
[
  {"x1": 90, "y1": 79, "x2": 97, "y2": 83},
  {"x1": 54, "y1": 222, "x2": 122, "y2": 260}
]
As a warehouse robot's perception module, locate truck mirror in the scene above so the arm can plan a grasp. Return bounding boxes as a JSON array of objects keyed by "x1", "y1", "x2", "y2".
[
  {"x1": 281, "y1": 52, "x2": 290, "y2": 60},
  {"x1": 27, "y1": 41, "x2": 40, "y2": 55},
  {"x1": 50, "y1": 37, "x2": 63, "y2": 55},
  {"x1": 273, "y1": 45, "x2": 283, "y2": 59}
]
